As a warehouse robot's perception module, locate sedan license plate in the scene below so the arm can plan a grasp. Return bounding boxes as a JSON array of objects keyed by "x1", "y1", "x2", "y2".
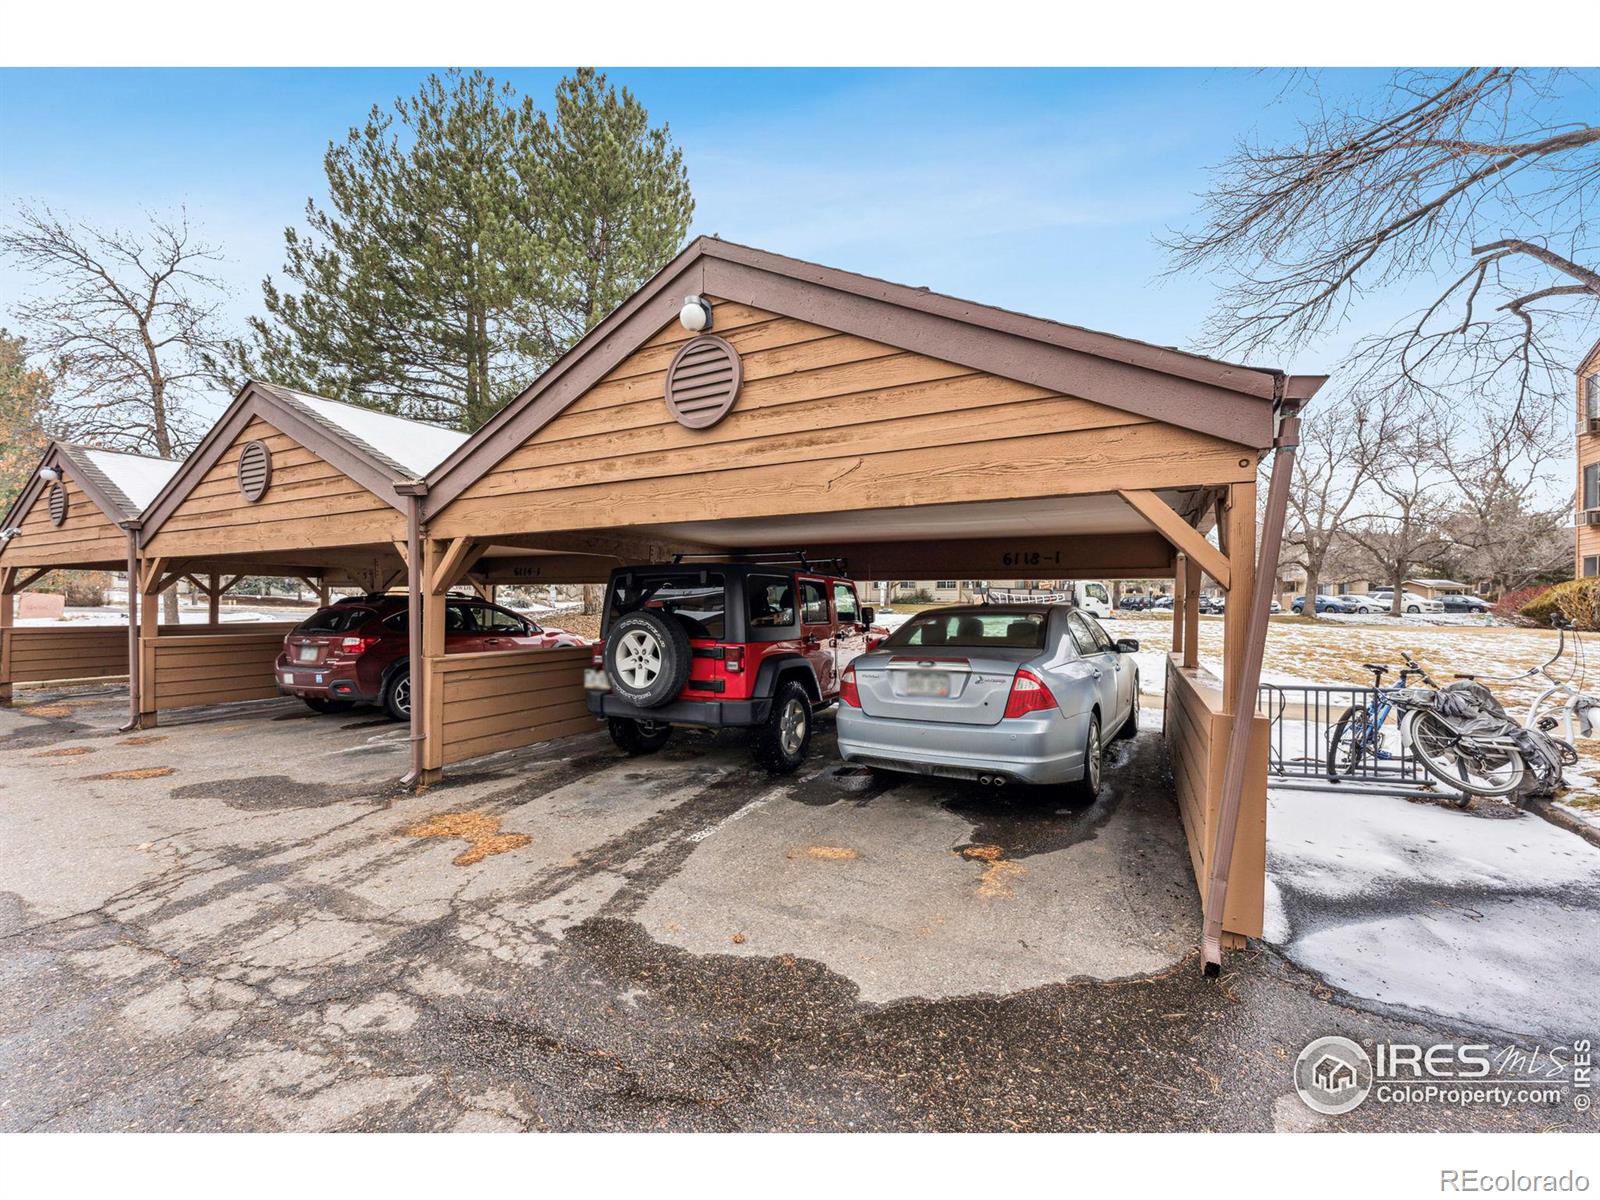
[
  {"x1": 297, "y1": 646, "x2": 318, "y2": 663},
  {"x1": 583, "y1": 668, "x2": 611, "y2": 693},
  {"x1": 903, "y1": 670, "x2": 950, "y2": 698}
]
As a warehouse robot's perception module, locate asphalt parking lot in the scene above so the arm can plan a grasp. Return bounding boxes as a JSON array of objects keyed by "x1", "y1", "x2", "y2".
[{"x1": 1, "y1": 684, "x2": 1592, "y2": 1132}]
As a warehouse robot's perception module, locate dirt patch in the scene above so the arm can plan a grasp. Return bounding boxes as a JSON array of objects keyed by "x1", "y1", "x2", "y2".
[
  {"x1": 18, "y1": 705, "x2": 73, "y2": 718},
  {"x1": 32, "y1": 746, "x2": 95, "y2": 758},
  {"x1": 790, "y1": 845, "x2": 859, "y2": 861},
  {"x1": 960, "y1": 844, "x2": 1027, "y2": 898},
  {"x1": 120, "y1": 736, "x2": 167, "y2": 746},
  {"x1": 83, "y1": 767, "x2": 175, "y2": 781},
  {"x1": 403, "y1": 810, "x2": 531, "y2": 866}
]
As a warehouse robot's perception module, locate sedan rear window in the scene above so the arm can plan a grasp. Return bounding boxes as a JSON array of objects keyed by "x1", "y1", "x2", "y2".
[
  {"x1": 295, "y1": 606, "x2": 377, "y2": 635},
  {"x1": 884, "y1": 612, "x2": 1045, "y2": 649}
]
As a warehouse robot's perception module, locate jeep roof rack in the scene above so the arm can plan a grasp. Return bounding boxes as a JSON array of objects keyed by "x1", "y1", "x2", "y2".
[{"x1": 669, "y1": 549, "x2": 849, "y2": 575}]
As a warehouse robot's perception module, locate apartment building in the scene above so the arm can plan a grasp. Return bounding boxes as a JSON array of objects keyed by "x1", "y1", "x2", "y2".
[{"x1": 1577, "y1": 337, "x2": 1600, "y2": 577}]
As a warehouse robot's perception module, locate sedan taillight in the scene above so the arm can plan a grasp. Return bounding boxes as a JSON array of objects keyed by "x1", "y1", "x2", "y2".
[
  {"x1": 839, "y1": 663, "x2": 861, "y2": 708},
  {"x1": 1003, "y1": 668, "x2": 1057, "y2": 718}
]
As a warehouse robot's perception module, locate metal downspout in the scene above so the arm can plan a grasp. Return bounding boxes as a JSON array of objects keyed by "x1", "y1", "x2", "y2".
[
  {"x1": 120, "y1": 521, "x2": 140, "y2": 732},
  {"x1": 1201, "y1": 405, "x2": 1302, "y2": 975},
  {"x1": 397, "y1": 484, "x2": 426, "y2": 787}
]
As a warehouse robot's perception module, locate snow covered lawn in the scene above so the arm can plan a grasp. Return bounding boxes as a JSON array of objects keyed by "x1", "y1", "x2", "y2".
[{"x1": 1265, "y1": 786, "x2": 1600, "y2": 1040}]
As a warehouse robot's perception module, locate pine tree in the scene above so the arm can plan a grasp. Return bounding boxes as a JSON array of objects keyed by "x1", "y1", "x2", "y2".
[{"x1": 232, "y1": 69, "x2": 694, "y2": 432}]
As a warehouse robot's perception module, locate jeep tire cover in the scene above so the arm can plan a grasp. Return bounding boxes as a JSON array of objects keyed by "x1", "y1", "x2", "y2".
[{"x1": 604, "y1": 610, "x2": 693, "y2": 708}]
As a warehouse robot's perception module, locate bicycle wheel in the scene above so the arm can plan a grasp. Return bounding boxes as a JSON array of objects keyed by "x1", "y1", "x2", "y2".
[
  {"x1": 1325, "y1": 705, "x2": 1375, "y2": 778},
  {"x1": 1402, "y1": 709, "x2": 1527, "y2": 798}
]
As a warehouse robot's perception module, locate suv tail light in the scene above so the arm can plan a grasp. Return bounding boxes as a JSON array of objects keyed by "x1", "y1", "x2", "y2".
[
  {"x1": 338, "y1": 636, "x2": 380, "y2": 654},
  {"x1": 1003, "y1": 668, "x2": 1057, "y2": 718},
  {"x1": 839, "y1": 663, "x2": 861, "y2": 708}
]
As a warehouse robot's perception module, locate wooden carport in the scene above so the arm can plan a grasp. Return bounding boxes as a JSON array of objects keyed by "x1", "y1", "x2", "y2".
[
  {"x1": 129, "y1": 381, "x2": 482, "y2": 726},
  {"x1": 407, "y1": 237, "x2": 1323, "y2": 970},
  {"x1": 0, "y1": 442, "x2": 179, "y2": 722}
]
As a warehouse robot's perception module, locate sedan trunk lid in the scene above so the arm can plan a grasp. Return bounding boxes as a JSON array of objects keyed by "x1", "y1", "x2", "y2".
[{"x1": 853, "y1": 650, "x2": 1036, "y2": 726}]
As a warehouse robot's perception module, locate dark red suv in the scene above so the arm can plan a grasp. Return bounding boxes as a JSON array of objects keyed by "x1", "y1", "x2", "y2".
[
  {"x1": 277, "y1": 594, "x2": 585, "y2": 719},
  {"x1": 584, "y1": 558, "x2": 872, "y2": 773}
]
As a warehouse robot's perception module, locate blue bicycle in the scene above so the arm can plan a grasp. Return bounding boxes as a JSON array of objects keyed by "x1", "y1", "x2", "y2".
[{"x1": 1324, "y1": 651, "x2": 1440, "y2": 779}]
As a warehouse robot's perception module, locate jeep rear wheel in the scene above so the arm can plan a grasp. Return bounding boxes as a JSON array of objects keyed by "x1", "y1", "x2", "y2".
[
  {"x1": 751, "y1": 679, "x2": 813, "y2": 774},
  {"x1": 605, "y1": 610, "x2": 691, "y2": 708},
  {"x1": 608, "y1": 717, "x2": 672, "y2": 756}
]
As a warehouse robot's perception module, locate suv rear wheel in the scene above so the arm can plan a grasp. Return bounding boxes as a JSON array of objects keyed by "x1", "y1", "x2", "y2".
[
  {"x1": 751, "y1": 679, "x2": 813, "y2": 774},
  {"x1": 605, "y1": 610, "x2": 692, "y2": 708},
  {"x1": 382, "y1": 667, "x2": 411, "y2": 722},
  {"x1": 608, "y1": 717, "x2": 672, "y2": 755}
]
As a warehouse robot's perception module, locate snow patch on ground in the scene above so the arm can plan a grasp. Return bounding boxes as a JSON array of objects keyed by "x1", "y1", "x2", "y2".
[{"x1": 1266, "y1": 787, "x2": 1600, "y2": 1039}]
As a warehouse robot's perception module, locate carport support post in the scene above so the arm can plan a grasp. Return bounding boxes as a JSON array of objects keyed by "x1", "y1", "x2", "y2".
[
  {"x1": 137, "y1": 557, "x2": 163, "y2": 726},
  {"x1": 0, "y1": 565, "x2": 14, "y2": 704},
  {"x1": 121, "y1": 525, "x2": 140, "y2": 729},
  {"x1": 1171, "y1": 553, "x2": 1187, "y2": 656},
  {"x1": 1220, "y1": 479, "x2": 1256, "y2": 709},
  {"x1": 396, "y1": 485, "x2": 429, "y2": 787},
  {"x1": 1203, "y1": 419, "x2": 1299, "y2": 974},
  {"x1": 1181, "y1": 557, "x2": 1200, "y2": 670},
  {"x1": 207, "y1": 573, "x2": 220, "y2": 624}
]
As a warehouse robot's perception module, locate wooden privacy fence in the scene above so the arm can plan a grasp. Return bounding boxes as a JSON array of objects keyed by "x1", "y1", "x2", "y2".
[
  {"x1": 425, "y1": 646, "x2": 593, "y2": 768},
  {"x1": 2, "y1": 626, "x2": 128, "y2": 688},
  {"x1": 139, "y1": 625, "x2": 297, "y2": 717},
  {"x1": 1163, "y1": 654, "x2": 1268, "y2": 942}
]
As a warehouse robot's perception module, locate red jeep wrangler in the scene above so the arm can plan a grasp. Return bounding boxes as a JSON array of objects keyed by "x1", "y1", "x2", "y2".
[{"x1": 584, "y1": 556, "x2": 873, "y2": 773}]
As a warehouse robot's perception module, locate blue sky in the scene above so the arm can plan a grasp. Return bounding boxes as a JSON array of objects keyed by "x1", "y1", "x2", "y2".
[{"x1": 0, "y1": 67, "x2": 1582, "y2": 426}]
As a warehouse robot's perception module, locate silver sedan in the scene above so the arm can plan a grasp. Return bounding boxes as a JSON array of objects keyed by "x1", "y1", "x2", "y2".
[{"x1": 835, "y1": 604, "x2": 1140, "y2": 795}]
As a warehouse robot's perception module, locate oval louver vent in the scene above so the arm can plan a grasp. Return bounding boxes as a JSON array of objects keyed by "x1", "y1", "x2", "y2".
[
  {"x1": 665, "y1": 335, "x2": 743, "y2": 429},
  {"x1": 48, "y1": 482, "x2": 68, "y2": 526},
  {"x1": 237, "y1": 440, "x2": 272, "y2": 502}
]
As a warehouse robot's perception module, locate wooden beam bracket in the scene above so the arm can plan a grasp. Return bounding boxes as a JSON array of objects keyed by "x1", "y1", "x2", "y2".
[{"x1": 1118, "y1": 490, "x2": 1231, "y2": 589}]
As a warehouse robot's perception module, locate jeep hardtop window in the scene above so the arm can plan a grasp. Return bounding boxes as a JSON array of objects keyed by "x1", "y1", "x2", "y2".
[
  {"x1": 296, "y1": 605, "x2": 377, "y2": 635},
  {"x1": 746, "y1": 574, "x2": 796, "y2": 628},
  {"x1": 885, "y1": 611, "x2": 1046, "y2": 649},
  {"x1": 608, "y1": 571, "x2": 727, "y2": 640}
]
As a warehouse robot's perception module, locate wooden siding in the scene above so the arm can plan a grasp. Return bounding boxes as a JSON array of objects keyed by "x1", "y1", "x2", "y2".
[
  {"x1": 140, "y1": 629, "x2": 293, "y2": 713},
  {"x1": 427, "y1": 647, "x2": 593, "y2": 768},
  {"x1": 1163, "y1": 654, "x2": 1267, "y2": 940},
  {"x1": 142, "y1": 417, "x2": 403, "y2": 559},
  {"x1": 2, "y1": 475, "x2": 126, "y2": 568},
  {"x1": 430, "y1": 300, "x2": 1259, "y2": 539},
  {"x1": 2, "y1": 626, "x2": 128, "y2": 684}
]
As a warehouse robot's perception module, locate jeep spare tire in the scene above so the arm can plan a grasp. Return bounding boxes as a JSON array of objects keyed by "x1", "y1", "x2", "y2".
[{"x1": 605, "y1": 610, "x2": 691, "y2": 708}]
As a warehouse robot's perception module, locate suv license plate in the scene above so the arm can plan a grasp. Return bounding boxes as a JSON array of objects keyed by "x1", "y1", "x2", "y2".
[
  {"x1": 584, "y1": 668, "x2": 611, "y2": 693},
  {"x1": 904, "y1": 671, "x2": 950, "y2": 698},
  {"x1": 298, "y1": 646, "x2": 318, "y2": 663}
]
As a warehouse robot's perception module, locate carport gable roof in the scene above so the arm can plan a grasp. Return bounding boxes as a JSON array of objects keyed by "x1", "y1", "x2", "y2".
[
  {"x1": 423, "y1": 236, "x2": 1322, "y2": 513},
  {"x1": 140, "y1": 380, "x2": 468, "y2": 537},
  {"x1": 2, "y1": 441, "x2": 179, "y2": 537}
]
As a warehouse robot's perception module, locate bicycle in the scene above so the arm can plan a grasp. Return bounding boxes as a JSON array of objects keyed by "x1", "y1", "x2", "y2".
[
  {"x1": 1327, "y1": 652, "x2": 1531, "y2": 800},
  {"x1": 1454, "y1": 613, "x2": 1591, "y2": 755},
  {"x1": 1324, "y1": 651, "x2": 1439, "y2": 779}
]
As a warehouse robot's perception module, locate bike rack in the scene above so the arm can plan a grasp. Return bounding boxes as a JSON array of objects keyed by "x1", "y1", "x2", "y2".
[{"x1": 1256, "y1": 682, "x2": 1442, "y2": 797}]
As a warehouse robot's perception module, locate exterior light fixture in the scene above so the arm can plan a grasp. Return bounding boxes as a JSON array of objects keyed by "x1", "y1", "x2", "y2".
[
  {"x1": 38, "y1": 465, "x2": 61, "y2": 483},
  {"x1": 0, "y1": 527, "x2": 19, "y2": 542},
  {"x1": 679, "y1": 295, "x2": 712, "y2": 332}
]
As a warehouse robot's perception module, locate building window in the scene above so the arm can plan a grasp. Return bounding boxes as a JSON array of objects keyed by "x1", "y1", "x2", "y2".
[
  {"x1": 1587, "y1": 464, "x2": 1600, "y2": 511},
  {"x1": 1587, "y1": 374, "x2": 1599, "y2": 422},
  {"x1": 936, "y1": 581, "x2": 958, "y2": 589},
  {"x1": 1585, "y1": 556, "x2": 1600, "y2": 579}
]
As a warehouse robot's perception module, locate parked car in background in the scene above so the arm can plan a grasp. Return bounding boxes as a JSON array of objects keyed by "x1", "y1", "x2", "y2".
[
  {"x1": 1368, "y1": 590, "x2": 1445, "y2": 614},
  {"x1": 1291, "y1": 594, "x2": 1354, "y2": 614},
  {"x1": 1441, "y1": 593, "x2": 1493, "y2": 613},
  {"x1": 1117, "y1": 594, "x2": 1148, "y2": 611},
  {"x1": 836, "y1": 604, "x2": 1138, "y2": 796},
  {"x1": 277, "y1": 594, "x2": 584, "y2": 719},
  {"x1": 585, "y1": 558, "x2": 871, "y2": 773},
  {"x1": 1197, "y1": 594, "x2": 1226, "y2": 615},
  {"x1": 1149, "y1": 596, "x2": 1174, "y2": 612}
]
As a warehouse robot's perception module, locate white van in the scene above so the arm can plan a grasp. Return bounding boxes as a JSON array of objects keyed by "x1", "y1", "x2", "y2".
[{"x1": 982, "y1": 580, "x2": 1113, "y2": 619}]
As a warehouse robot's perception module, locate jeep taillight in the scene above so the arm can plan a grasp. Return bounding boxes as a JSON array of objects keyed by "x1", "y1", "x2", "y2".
[
  {"x1": 591, "y1": 642, "x2": 604, "y2": 667},
  {"x1": 839, "y1": 663, "x2": 861, "y2": 708},
  {"x1": 1003, "y1": 668, "x2": 1057, "y2": 718},
  {"x1": 726, "y1": 646, "x2": 744, "y2": 672}
]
